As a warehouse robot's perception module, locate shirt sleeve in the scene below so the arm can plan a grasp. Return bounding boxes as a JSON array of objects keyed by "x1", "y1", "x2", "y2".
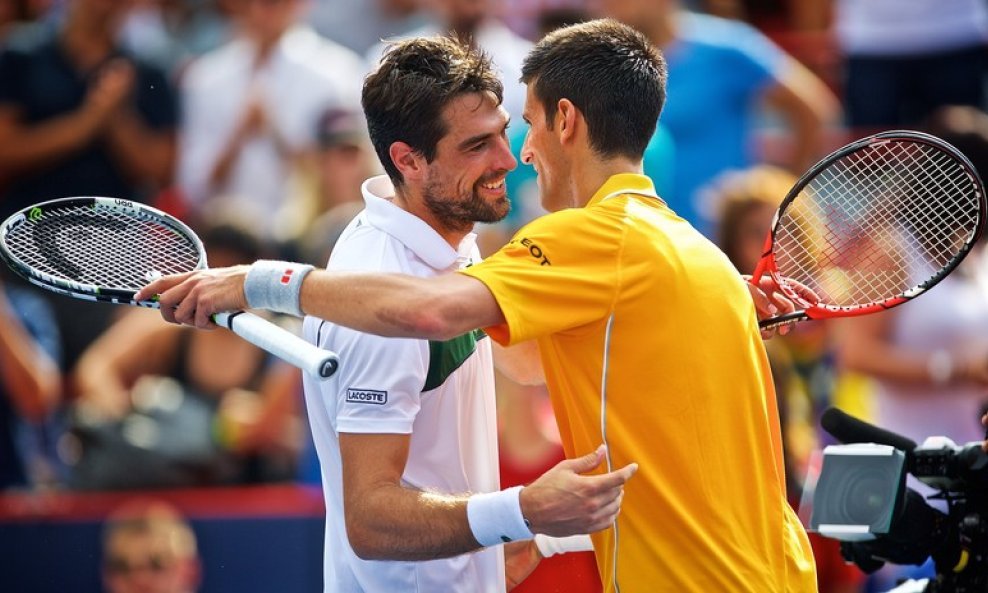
[
  {"x1": 722, "y1": 19, "x2": 786, "y2": 93},
  {"x1": 307, "y1": 318, "x2": 428, "y2": 435},
  {"x1": 460, "y1": 207, "x2": 621, "y2": 346}
]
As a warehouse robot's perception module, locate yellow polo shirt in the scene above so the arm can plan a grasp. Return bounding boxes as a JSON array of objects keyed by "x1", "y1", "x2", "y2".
[{"x1": 461, "y1": 174, "x2": 816, "y2": 592}]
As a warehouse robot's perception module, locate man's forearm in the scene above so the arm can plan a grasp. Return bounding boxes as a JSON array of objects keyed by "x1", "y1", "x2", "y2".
[
  {"x1": 345, "y1": 483, "x2": 480, "y2": 561},
  {"x1": 298, "y1": 269, "x2": 500, "y2": 341}
]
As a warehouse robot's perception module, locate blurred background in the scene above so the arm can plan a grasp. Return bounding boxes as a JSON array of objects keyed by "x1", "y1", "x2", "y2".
[{"x1": 1, "y1": 1, "x2": 987, "y2": 591}]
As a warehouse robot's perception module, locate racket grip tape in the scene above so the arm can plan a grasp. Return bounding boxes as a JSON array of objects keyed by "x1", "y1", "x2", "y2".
[
  {"x1": 213, "y1": 311, "x2": 339, "y2": 379},
  {"x1": 758, "y1": 310, "x2": 808, "y2": 331}
]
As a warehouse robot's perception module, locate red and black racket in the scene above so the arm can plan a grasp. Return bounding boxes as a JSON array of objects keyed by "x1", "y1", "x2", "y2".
[{"x1": 752, "y1": 130, "x2": 986, "y2": 330}]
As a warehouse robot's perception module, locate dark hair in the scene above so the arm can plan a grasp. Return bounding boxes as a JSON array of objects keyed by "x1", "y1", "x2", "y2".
[
  {"x1": 521, "y1": 18, "x2": 666, "y2": 161},
  {"x1": 362, "y1": 36, "x2": 504, "y2": 187}
]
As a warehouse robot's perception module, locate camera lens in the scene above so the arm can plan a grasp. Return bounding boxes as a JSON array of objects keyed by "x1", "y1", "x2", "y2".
[{"x1": 840, "y1": 468, "x2": 896, "y2": 525}]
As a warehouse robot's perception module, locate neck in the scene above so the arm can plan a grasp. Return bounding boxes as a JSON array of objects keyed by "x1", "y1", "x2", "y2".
[
  {"x1": 252, "y1": 34, "x2": 283, "y2": 68},
  {"x1": 570, "y1": 154, "x2": 644, "y2": 208},
  {"x1": 392, "y1": 188, "x2": 472, "y2": 249},
  {"x1": 62, "y1": 13, "x2": 115, "y2": 69}
]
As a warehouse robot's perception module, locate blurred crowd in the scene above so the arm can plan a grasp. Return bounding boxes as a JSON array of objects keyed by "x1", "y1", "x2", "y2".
[{"x1": 2, "y1": 1, "x2": 988, "y2": 592}]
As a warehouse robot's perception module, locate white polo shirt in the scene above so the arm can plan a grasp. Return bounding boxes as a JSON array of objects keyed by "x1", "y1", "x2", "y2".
[{"x1": 301, "y1": 175, "x2": 502, "y2": 593}]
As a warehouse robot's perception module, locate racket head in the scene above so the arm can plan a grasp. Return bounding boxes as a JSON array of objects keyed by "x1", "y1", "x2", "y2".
[
  {"x1": 0, "y1": 197, "x2": 207, "y2": 306},
  {"x1": 759, "y1": 130, "x2": 986, "y2": 321}
]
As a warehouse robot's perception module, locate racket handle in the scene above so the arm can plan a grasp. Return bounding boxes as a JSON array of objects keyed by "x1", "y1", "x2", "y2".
[
  {"x1": 758, "y1": 310, "x2": 808, "y2": 331},
  {"x1": 213, "y1": 311, "x2": 339, "y2": 379}
]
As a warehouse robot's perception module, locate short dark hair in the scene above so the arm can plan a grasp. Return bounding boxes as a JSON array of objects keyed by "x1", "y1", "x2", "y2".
[
  {"x1": 362, "y1": 36, "x2": 504, "y2": 187},
  {"x1": 521, "y1": 19, "x2": 666, "y2": 161}
]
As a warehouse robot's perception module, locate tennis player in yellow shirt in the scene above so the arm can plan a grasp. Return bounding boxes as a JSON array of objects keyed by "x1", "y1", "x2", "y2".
[{"x1": 140, "y1": 19, "x2": 817, "y2": 593}]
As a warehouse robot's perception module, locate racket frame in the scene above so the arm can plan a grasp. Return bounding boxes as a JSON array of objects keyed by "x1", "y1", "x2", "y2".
[
  {"x1": 0, "y1": 196, "x2": 339, "y2": 379},
  {"x1": 0, "y1": 197, "x2": 205, "y2": 306},
  {"x1": 754, "y1": 130, "x2": 988, "y2": 329}
]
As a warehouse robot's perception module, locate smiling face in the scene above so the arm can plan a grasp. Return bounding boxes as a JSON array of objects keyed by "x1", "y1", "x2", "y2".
[{"x1": 417, "y1": 91, "x2": 516, "y2": 231}]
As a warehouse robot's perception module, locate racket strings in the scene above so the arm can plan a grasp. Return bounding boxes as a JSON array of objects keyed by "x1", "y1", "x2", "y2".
[
  {"x1": 774, "y1": 140, "x2": 981, "y2": 308},
  {"x1": 3, "y1": 204, "x2": 202, "y2": 290}
]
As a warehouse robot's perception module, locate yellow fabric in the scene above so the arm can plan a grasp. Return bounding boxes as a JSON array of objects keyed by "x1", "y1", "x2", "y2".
[{"x1": 461, "y1": 174, "x2": 817, "y2": 592}]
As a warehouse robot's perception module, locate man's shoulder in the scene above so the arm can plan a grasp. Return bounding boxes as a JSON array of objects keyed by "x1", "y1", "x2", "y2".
[{"x1": 329, "y1": 220, "x2": 417, "y2": 272}]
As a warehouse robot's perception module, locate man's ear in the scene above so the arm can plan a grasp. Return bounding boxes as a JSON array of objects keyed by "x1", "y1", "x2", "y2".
[
  {"x1": 389, "y1": 141, "x2": 426, "y2": 183},
  {"x1": 556, "y1": 98, "x2": 580, "y2": 145}
]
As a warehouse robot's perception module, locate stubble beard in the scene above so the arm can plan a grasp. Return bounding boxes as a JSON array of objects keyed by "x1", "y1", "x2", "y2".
[{"x1": 422, "y1": 176, "x2": 511, "y2": 233}]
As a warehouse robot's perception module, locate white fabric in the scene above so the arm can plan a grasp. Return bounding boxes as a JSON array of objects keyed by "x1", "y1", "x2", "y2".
[
  {"x1": 364, "y1": 19, "x2": 532, "y2": 122},
  {"x1": 178, "y1": 25, "x2": 364, "y2": 239},
  {"x1": 466, "y1": 486, "x2": 532, "y2": 546},
  {"x1": 301, "y1": 175, "x2": 503, "y2": 593},
  {"x1": 835, "y1": 0, "x2": 988, "y2": 55},
  {"x1": 534, "y1": 534, "x2": 594, "y2": 557}
]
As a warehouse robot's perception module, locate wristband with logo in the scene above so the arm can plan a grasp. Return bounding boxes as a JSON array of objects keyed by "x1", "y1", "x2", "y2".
[
  {"x1": 244, "y1": 260, "x2": 314, "y2": 317},
  {"x1": 466, "y1": 485, "x2": 533, "y2": 547}
]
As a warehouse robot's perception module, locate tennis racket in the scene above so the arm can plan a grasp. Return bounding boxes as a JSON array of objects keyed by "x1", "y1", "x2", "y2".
[
  {"x1": 752, "y1": 130, "x2": 987, "y2": 330},
  {"x1": 0, "y1": 197, "x2": 339, "y2": 379}
]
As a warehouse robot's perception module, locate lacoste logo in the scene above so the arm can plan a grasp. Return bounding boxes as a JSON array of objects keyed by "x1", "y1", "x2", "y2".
[{"x1": 346, "y1": 388, "x2": 388, "y2": 405}]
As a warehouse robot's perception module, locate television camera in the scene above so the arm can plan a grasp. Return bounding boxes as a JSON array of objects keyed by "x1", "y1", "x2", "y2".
[{"x1": 808, "y1": 407, "x2": 988, "y2": 593}]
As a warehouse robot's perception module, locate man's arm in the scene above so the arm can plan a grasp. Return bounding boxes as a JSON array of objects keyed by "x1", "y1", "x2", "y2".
[
  {"x1": 138, "y1": 266, "x2": 503, "y2": 340},
  {"x1": 762, "y1": 55, "x2": 841, "y2": 173},
  {"x1": 137, "y1": 264, "x2": 806, "y2": 341},
  {"x1": 0, "y1": 288, "x2": 60, "y2": 422},
  {"x1": 341, "y1": 432, "x2": 634, "y2": 561}
]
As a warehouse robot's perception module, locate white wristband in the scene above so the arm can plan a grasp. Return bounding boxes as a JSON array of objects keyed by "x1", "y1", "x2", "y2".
[
  {"x1": 466, "y1": 486, "x2": 533, "y2": 547},
  {"x1": 534, "y1": 534, "x2": 594, "y2": 557},
  {"x1": 243, "y1": 260, "x2": 314, "y2": 317},
  {"x1": 927, "y1": 350, "x2": 953, "y2": 386}
]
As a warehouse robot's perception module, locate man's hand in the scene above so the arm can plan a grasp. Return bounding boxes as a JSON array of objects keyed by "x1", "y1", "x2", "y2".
[
  {"x1": 134, "y1": 266, "x2": 250, "y2": 328},
  {"x1": 504, "y1": 540, "x2": 541, "y2": 591},
  {"x1": 84, "y1": 59, "x2": 135, "y2": 125},
  {"x1": 744, "y1": 274, "x2": 820, "y2": 339},
  {"x1": 519, "y1": 445, "x2": 636, "y2": 537}
]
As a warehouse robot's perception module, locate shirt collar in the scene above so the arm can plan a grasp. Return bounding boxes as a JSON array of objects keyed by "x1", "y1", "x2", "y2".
[
  {"x1": 360, "y1": 175, "x2": 477, "y2": 270},
  {"x1": 586, "y1": 173, "x2": 660, "y2": 207}
]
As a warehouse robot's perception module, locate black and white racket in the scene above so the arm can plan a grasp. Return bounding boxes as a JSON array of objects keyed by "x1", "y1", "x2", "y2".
[
  {"x1": 0, "y1": 197, "x2": 339, "y2": 379},
  {"x1": 752, "y1": 130, "x2": 987, "y2": 330}
]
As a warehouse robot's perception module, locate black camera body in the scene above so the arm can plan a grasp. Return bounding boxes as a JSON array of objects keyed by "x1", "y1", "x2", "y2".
[{"x1": 810, "y1": 408, "x2": 988, "y2": 593}]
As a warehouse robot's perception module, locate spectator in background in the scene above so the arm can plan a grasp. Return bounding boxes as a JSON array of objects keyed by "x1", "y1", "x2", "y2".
[
  {"x1": 102, "y1": 499, "x2": 201, "y2": 593},
  {"x1": 836, "y1": 106, "x2": 988, "y2": 448},
  {"x1": 117, "y1": 0, "x2": 238, "y2": 76},
  {"x1": 70, "y1": 219, "x2": 302, "y2": 489},
  {"x1": 0, "y1": 0, "x2": 51, "y2": 41},
  {"x1": 283, "y1": 106, "x2": 380, "y2": 260},
  {"x1": 598, "y1": 0, "x2": 840, "y2": 237},
  {"x1": 177, "y1": 0, "x2": 364, "y2": 244},
  {"x1": 307, "y1": 0, "x2": 426, "y2": 55},
  {"x1": 815, "y1": 0, "x2": 988, "y2": 129},
  {"x1": 711, "y1": 165, "x2": 864, "y2": 593},
  {"x1": 365, "y1": 0, "x2": 532, "y2": 121},
  {"x1": 0, "y1": 0, "x2": 179, "y2": 373},
  {"x1": 0, "y1": 276, "x2": 63, "y2": 490}
]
